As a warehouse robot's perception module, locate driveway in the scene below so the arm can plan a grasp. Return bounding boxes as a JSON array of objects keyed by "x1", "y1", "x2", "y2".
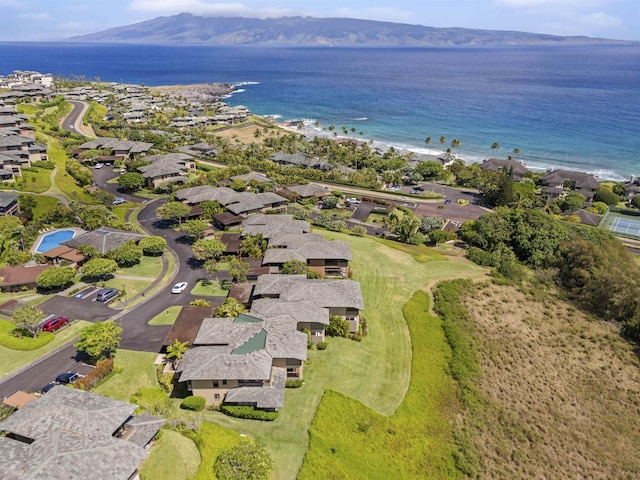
[
  {"x1": 351, "y1": 201, "x2": 378, "y2": 221},
  {"x1": 92, "y1": 166, "x2": 147, "y2": 204}
]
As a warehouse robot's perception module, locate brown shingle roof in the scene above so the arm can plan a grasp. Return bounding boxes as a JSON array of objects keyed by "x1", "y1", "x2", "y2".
[
  {"x1": 163, "y1": 306, "x2": 213, "y2": 347},
  {"x1": 0, "y1": 264, "x2": 49, "y2": 287}
]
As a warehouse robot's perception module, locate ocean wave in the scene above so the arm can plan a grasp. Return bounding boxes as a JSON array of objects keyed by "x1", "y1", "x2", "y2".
[
  {"x1": 231, "y1": 81, "x2": 260, "y2": 87},
  {"x1": 353, "y1": 117, "x2": 368, "y2": 121}
]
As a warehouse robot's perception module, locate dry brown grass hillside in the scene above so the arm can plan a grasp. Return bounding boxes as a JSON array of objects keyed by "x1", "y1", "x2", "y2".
[{"x1": 462, "y1": 282, "x2": 640, "y2": 479}]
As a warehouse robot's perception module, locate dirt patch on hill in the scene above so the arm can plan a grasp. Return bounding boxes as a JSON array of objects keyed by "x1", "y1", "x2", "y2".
[{"x1": 462, "y1": 283, "x2": 640, "y2": 479}]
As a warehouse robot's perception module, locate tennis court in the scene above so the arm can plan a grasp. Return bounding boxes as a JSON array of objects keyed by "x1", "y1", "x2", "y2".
[
  {"x1": 600, "y1": 209, "x2": 640, "y2": 238},
  {"x1": 610, "y1": 217, "x2": 640, "y2": 237}
]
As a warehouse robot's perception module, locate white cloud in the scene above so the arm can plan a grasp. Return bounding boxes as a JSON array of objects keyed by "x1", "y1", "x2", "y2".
[
  {"x1": 496, "y1": 0, "x2": 605, "y2": 6},
  {"x1": 17, "y1": 12, "x2": 50, "y2": 20},
  {"x1": 577, "y1": 12, "x2": 621, "y2": 27},
  {"x1": 333, "y1": 7, "x2": 415, "y2": 24},
  {"x1": 128, "y1": 0, "x2": 302, "y2": 18}
]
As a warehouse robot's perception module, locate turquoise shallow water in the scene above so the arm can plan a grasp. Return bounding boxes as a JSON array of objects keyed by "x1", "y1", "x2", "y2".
[{"x1": 2, "y1": 43, "x2": 638, "y2": 179}]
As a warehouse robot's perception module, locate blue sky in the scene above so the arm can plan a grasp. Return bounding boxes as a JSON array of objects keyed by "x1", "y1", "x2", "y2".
[{"x1": 0, "y1": 0, "x2": 638, "y2": 41}]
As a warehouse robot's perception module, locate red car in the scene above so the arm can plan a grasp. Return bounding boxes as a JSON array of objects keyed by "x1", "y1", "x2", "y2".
[{"x1": 42, "y1": 316, "x2": 69, "y2": 332}]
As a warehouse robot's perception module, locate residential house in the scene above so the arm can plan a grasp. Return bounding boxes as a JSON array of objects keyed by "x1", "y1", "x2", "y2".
[
  {"x1": 250, "y1": 298, "x2": 330, "y2": 344},
  {"x1": 211, "y1": 212, "x2": 245, "y2": 230},
  {"x1": 0, "y1": 264, "x2": 49, "y2": 292},
  {"x1": 241, "y1": 214, "x2": 311, "y2": 239},
  {"x1": 479, "y1": 158, "x2": 530, "y2": 181},
  {"x1": 61, "y1": 227, "x2": 145, "y2": 255},
  {"x1": 0, "y1": 386, "x2": 163, "y2": 480},
  {"x1": 541, "y1": 169, "x2": 600, "y2": 201},
  {"x1": 77, "y1": 138, "x2": 154, "y2": 159},
  {"x1": 280, "y1": 183, "x2": 330, "y2": 199},
  {"x1": 177, "y1": 142, "x2": 219, "y2": 158},
  {"x1": 230, "y1": 173, "x2": 272, "y2": 184},
  {"x1": 136, "y1": 153, "x2": 195, "y2": 189},
  {"x1": 253, "y1": 274, "x2": 364, "y2": 333},
  {"x1": 0, "y1": 192, "x2": 19, "y2": 216},
  {"x1": 624, "y1": 177, "x2": 640, "y2": 200},
  {"x1": 40, "y1": 246, "x2": 86, "y2": 266},
  {"x1": 175, "y1": 186, "x2": 288, "y2": 217},
  {"x1": 177, "y1": 313, "x2": 307, "y2": 408},
  {"x1": 263, "y1": 239, "x2": 352, "y2": 277}
]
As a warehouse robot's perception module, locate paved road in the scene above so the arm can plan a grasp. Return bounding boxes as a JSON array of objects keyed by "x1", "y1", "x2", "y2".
[{"x1": 64, "y1": 100, "x2": 95, "y2": 137}]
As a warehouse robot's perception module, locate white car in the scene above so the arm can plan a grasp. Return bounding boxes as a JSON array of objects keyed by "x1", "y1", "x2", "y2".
[
  {"x1": 95, "y1": 163, "x2": 104, "y2": 169},
  {"x1": 171, "y1": 282, "x2": 188, "y2": 294}
]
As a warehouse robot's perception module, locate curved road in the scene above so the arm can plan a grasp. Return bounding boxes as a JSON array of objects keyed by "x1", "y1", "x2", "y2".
[
  {"x1": 0, "y1": 195, "x2": 220, "y2": 398},
  {"x1": 63, "y1": 100, "x2": 95, "y2": 138}
]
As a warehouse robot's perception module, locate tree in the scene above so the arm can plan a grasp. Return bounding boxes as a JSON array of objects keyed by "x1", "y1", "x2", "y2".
[
  {"x1": 429, "y1": 229, "x2": 455, "y2": 245},
  {"x1": 139, "y1": 236, "x2": 167, "y2": 256},
  {"x1": 556, "y1": 192, "x2": 586, "y2": 212},
  {"x1": 593, "y1": 186, "x2": 619, "y2": 206},
  {"x1": 214, "y1": 439, "x2": 273, "y2": 480},
  {"x1": 420, "y1": 215, "x2": 446, "y2": 233},
  {"x1": 214, "y1": 297, "x2": 247, "y2": 318},
  {"x1": 415, "y1": 161, "x2": 443, "y2": 180},
  {"x1": 631, "y1": 196, "x2": 640, "y2": 209},
  {"x1": 228, "y1": 256, "x2": 249, "y2": 282},
  {"x1": 326, "y1": 314, "x2": 350, "y2": 337},
  {"x1": 76, "y1": 244, "x2": 101, "y2": 260},
  {"x1": 36, "y1": 266, "x2": 76, "y2": 290},
  {"x1": 156, "y1": 201, "x2": 191, "y2": 225},
  {"x1": 349, "y1": 225, "x2": 367, "y2": 236},
  {"x1": 81, "y1": 257, "x2": 118, "y2": 280},
  {"x1": 192, "y1": 238, "x2": 226, "y2": 262},
  {"x1": 321, "y1": 195, "x2": 339, "y2": 209},
  {"x1": 451, "y1": 138, "x2": 461, "y2": 157},
  {"x1": 490, "y1": 142, "x2": 500, "y2": 155},
  {"x1": 12, "y1": 305, "x2": 44, "y2": 338},
  {"x1": 166, "y1": 338, "x2": 189, "y2": 369},
  {"x1": 108, "y1": 240, "x2": 143, "y2": 267},
  {"x1": 239, "y1": 234, "x2": 267, "y2": 258},
  {"x1": 0, "y1": 215, "x2": 23, "y2": 240},
  {"x1": 74, "y1": 321, "x2": 122, "y2": 362},
  {"x1": 179, "y1": 219, "x2": 210, "y2": 242},
  {"x1": 439, "y1": 136, "x2": 447, "y2": 147},
  {"x1": 230, "y1": 178, "x2": 247, "y2": 192},
  {"x1": 424, "y1": 137, "x2": 432, "y2": 155},
  {"x1": 282, "y1": 260, "x2": 309, "y2": 275},
  {"x1": 390, "y1": 212, "x2": 421, "y2": 244},
  {"x1": 199, "y1": 200, "x2": 224, "y2": 219},
  {"x1": 117, "y1": 172, "x2": 145, "y2": 191}
]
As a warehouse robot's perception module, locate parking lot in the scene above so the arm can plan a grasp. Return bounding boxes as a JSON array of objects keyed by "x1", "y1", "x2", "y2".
[{"x1": 38, "y1": 291, "x2": 116, "y2": 323}]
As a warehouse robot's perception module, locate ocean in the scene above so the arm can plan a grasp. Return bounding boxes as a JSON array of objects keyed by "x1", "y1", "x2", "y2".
[{"x1": 1, "y1": 43, "x2": 639, "y2": 180}]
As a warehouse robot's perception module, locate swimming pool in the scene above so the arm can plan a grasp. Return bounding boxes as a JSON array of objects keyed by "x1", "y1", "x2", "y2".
[{"x1": 36, "y1": 229, "x2": 76, "y2": 253}]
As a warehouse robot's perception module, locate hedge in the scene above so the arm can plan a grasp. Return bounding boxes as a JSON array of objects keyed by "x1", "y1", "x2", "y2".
[
  {"x1": 285, "y1": 379, "x2": 304, "y2": 388},
  {"x1": 74, "y1": 358, "x2": 114, "y2": 390},
  {"x1": 181, "y1": 395, "x2": 206, "y2": 411},
  {"x1": 220, "y1": 404, "x2": 278, "y2": 421}
]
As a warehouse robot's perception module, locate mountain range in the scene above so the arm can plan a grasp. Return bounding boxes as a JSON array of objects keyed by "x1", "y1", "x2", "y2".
[{"x1": 69, "y1": 13, "x2": 638, "y2": 46}]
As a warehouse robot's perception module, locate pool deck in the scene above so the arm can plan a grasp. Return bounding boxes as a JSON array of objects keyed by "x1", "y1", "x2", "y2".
[{"x1": 30, "y1": 227, "x2": 87, "y2": 255}]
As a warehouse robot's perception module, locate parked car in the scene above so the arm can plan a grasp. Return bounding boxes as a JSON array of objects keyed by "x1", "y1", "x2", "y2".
[
  {"x1": 42, "y1": 316, "x2": 69, "y2": 333},
  {"x1": 444, "y1": 199, "x2": 452, "y2": 205},
  {"x1": 55, "y1": 372, "x2": 82, "y2": 384},
  {"x1": 112, "y1": 197, "x2": 126, "y2": 206},
  {"x1": 171, "y1": 282, "x2": 188, "y2": 294},
  {"x1": 347, "y1": 198, "x2": 361, "y2": 204},
  {"x1": 96, "y1": 288, "x2": 118, "y2": 302},
  {"x1": 42, "y1": 382, "x2": 57, "y2": 394},
  {"x1": 94, "y1": 163, "x2": 104, "y2": 169}
]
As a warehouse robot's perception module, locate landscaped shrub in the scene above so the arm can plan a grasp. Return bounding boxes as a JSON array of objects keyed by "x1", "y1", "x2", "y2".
[
  {"x1": 285, "y1": 379, "x2": 304, "y2": 388},
  {"x1": 326, "y1": 314, "x2": 350, "y2": 337},
  {"x1": 74, "y1": 357, "x2": 115, "y2": 390},
  {"x1": 220, "y1": 404, "x2": 278, "y2": 421},
  {"x1": 466, "y1": 246, "x2": 494, "y2": 267},
  {"x1": 317, "y1": 341, "x2": 328, "y2": 350},
  {"x1": 156, "y1": 364, "x2": 174, "y2": 393},
  {"x1": 181, "y1": 395, "x2": 206, "y2": 411}
]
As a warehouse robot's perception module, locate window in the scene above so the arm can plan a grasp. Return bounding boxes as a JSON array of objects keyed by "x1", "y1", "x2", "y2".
[
  {"x1": 213, "y1": 380, "x2": 219, "y2": 388},
  {"x1": 214, "y1": 394, "x2": 220, "y2": 400},
  {"x1": 222, "y1": 380, "x2": 227, "y2": 385}
]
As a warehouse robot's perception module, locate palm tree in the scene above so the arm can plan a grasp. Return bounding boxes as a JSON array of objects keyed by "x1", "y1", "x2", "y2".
[
  {"x1": 166, "y1": 338, "x2": 189, "y2": 369},
  {"x1": 439, "y1": 136, "x2": 447, "y2": 147},
  {"x1": 451, "y1": 139, "x2": 461, "y2": 158},
  {"x1": 490, "y1": 142, "x2": 500, "y2": 157},
  {"x1": 424, "y1": 137, "x2": 432, "y2": 155},
  {"x1": 513, "y1": 148, "x2": 520, "y2": 159}
]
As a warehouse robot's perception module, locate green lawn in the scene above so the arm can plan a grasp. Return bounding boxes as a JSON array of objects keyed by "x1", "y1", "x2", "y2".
[
  {"x1": 200, "y1": 230, "x2": 486, "y2": 479},
  {"x1": 48, "y1": 142, "x2": 96, "y2": 203},
  {"x1": 20, "y1": 168, "x2": 51, "y2": 193},
  {"x1": 94, "y1": 349, "x2": 160, "y2": 401},
  {"x1": 139, "y1": 429, "x2": 201, "y2": 480},
  {"x1": 148, "y1": 306, "x2": 182, "y2": 326},
  {"x1": 190, "y1": 280, "x2": 228, "y2": 297},
  {"x1": 184, "y1": 423, "x2": 242, "y2": 480},
  {"x1": 28, "y1": 194, "x2": 61, "y2": 220},
  {"x1": 0, "y1": 319, "x2": 54, "y2": 351},
  {"x1": 298, "y1": 291, "x2": 462, "y2": 479},
  {"x1": 0, "y1": 320, "x2": 91, "y2": 378},
  {"x1": 100, "y1": 279, "x2": 152, "y2": 306},
  {"x1": 115, "y1": 255, "x2": 164, "y2": 279}
]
